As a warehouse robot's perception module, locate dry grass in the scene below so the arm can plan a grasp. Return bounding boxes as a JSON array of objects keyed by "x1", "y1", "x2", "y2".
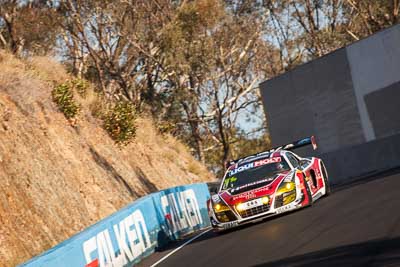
[
  {"x1": 0, "y1": 50, "x2": 214, "y2": 267},
  {"x1": 27, "y1": 56, "x2": 69, "y2": 85},
  {"x1": 0, "y1": 52, "x2": 68, "y2": 88},
  {"x1": 0, "y1": 51, "x2": 25, "y2": 72},
  {"x1": 187, "y1": 160, "x2": 205, "y2": 176},
  {"x1": 84, "y1": 90, "x2": 107, "y2": 118}
]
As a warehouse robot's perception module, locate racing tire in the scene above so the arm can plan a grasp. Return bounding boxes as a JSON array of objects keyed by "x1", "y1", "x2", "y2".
[
  {"x1": 210, "y1": 218, "x2": 227, "y2": 234},
  {"x1": 321, "y1": 161, "x2": 331, "y2": 196},
  {"x1": 212, "y1": 226, "x2": 228, "y2": 235},
  {"x1": 302, "y1": 177, "x2": 313, "y2": 207}
]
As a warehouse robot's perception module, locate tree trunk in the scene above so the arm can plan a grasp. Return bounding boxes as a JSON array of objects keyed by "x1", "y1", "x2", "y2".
[{"x1": 181, "y1": 100, "x2": 205, "y2": 164}]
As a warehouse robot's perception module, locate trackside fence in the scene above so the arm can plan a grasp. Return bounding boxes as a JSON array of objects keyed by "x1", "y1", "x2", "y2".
[{"x1": 19, "y1": 183, "x2": 211, "y2": 267}]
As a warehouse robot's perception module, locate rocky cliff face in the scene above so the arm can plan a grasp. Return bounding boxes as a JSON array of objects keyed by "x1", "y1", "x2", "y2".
[{"x1": 0, "y1": 52, "x2": 213, "y2": 266}]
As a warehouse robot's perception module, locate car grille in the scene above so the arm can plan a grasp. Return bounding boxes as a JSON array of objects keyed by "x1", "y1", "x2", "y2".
[
  {"x1": 238, "y1": 204, "x2": 270, "y2": 218},
  {"x1": 275, "y1": 195, "x2": 284, "y2": 208},
  {"x1": 275, "y1": 190, "x2": 296, "y2": 208},
  {"x1": 216, "y1": 210, "x2": 237, "y2": 222}
]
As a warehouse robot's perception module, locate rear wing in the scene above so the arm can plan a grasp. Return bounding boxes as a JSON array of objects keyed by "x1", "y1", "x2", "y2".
[
  {"x1": 226, "y1": 136, "x2": 318, "y2": 168},
  {"x1": 278, "y1": 135, "x2": 318, "y2": 151}
]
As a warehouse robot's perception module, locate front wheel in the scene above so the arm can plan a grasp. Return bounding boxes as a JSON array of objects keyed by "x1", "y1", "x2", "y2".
[
  {"x1": 304, "y1": 180, "x2": 313, "y2": 207},
  {"x1": 300, "y1": 172, "x2": 313, "y2": 207},
  {"x1": 321, "y1": 161, "x2": 331, "y2": 196}
]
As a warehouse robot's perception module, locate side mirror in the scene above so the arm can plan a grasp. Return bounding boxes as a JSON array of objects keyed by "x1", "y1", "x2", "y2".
[{"x1": 299, "y1": 159, "x2": 309, "y2": 168}]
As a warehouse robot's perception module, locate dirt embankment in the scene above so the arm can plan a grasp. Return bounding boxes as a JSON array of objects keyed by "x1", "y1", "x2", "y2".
[{"x1": 0, "y1": 51, "x2": 213, "y2": 266}]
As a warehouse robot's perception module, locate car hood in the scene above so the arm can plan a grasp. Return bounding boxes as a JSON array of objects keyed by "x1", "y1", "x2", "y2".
[{"x1": 218, "y1": 171, "x2": 292, "y2": 206}]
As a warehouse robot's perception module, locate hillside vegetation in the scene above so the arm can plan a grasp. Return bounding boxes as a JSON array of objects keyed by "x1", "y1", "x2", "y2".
[
  {"x1": 0, "y1": 51, "x2": 213, "y2": 266},
  {"x1": 1, "y1": 1, "x2": 394, "y2": 175}
]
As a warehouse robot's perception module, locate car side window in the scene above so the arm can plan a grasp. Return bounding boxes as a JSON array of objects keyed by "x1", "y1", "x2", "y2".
[
  {"x1": 299, "y1": 159, "x2": 311, "y2": 169},
  {"x1": 286, "y1": 153, "x2": 299, "y2": 168}
]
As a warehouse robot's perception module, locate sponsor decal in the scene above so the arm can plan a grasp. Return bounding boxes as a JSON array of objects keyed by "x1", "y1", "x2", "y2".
[
  {"x1": 83, "y1": 210, "x2": 152, "y2": 267},
  {"x1": 275, "y1": 204, "x2": 296, "y2": 214},
  {"x1": 228, "y1": 163, "x2": 254, "y2": 176},
  {"x1": 254, "y1": 157, "x2": 281, "y2": 167},
  {"x1": 254, "y1": 187, "x2": 272, "y2": 194},
  {"x1": 223, "y1": 176, "x2": 237, "y2": 190},
  {"x1": 228, "y1": 157, "x2": 281, "y2": 176},
  {"x1": 223, "y1": 221, "x2": 238, "y2": 229},
  {"x1": 230, "y1": 177, "x2": 275, "y2": 195},
  {"x1": 283, "y1": 172, "x2": 295, "y2": 182},
  {"x1": 232, "y1": 190, "x2": 261, "y2": 201},
  {"x1": 242, "y1": 198, "x2": 264, "y2": 210},
  {"x1": 282, "y1": 191, "x2": 294, "y2": 198},
  {"x1": 161, "y1": 189, "x2": 203, "y2": 235},
  {"x1": 211, "y1": 194, "x2": 221, "y2": 203},
  {"x1": 83, "y1": 189, "x2": 202, "y2": 267},
  {"x1": 245, "y1": 192, "x2": 257, "y2": 200}
]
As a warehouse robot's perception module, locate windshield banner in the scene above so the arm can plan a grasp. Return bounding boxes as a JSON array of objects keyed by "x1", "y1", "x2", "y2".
[{"x1": 229, "y1": 157, "x2": 281, "y2": 176}]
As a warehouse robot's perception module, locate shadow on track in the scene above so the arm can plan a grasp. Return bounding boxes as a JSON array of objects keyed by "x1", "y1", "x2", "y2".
[
  {"x1": 154, "y1": 202, "x2": 322, "y2": 253},
  {"x1": 331, "y1": 167, "x2": 400, "y2": 193},
  {"x1": 252, "y1": 237, "x2": 400, "y2": 267},
  {"x1": 155, "y1": 168, "x2": 400, "y2": 254}
]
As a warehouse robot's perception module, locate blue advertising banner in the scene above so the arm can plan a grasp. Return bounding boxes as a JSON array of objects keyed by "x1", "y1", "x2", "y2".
[
  {"x1": 152, "y1": 184, "x2": 211, "y2": 242},
  {"x1": 19, "y1": 183, "x2": 211, "y2": 267}
]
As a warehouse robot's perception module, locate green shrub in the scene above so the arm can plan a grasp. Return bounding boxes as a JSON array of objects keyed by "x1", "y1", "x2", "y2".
[
  {"x1": 103, "y1": 101, "x2": 137, "y2": 145},
  {"x1": 52, "y1": 83, "x2": 79, "y2": 119},
  {"x1": 157, "y1": 120, "x2": 176, "y2": 135},
  {"x1": 71, "y1": 78, "x2": 89, "y2": 98}
]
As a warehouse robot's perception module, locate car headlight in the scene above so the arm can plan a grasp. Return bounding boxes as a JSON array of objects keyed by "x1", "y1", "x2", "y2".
[
  {"x1": 275, "y1": 173, "x2": 297, "y2": 207},
  {"x1": 285, "y1": 182, "x2": 295, "y2": 190},
  {"x1": 261, "y1": 196, "x2": 269, "y2": 205},
  {"x1": 277, "y1": 173, "x2": 296, "y2": 195},
  {"x1": 213, "y1": 202, "x2": 230, "y2": 213},
  {"x1": 236, "y1": 203, "x2": 245, "y2": 211}
]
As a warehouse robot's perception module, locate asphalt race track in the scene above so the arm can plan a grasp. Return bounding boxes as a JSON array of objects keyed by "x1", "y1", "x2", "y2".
[{"x1": 138, "y1": 171, "x2": 400, "y2": 267}]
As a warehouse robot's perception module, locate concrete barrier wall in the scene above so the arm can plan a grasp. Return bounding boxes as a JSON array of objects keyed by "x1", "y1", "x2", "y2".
[
  {"x1": 346, "y1": 25, "x2": 400, "y2": 141},
  {"x1": 260, "y1": 24, "x2": 400, "y2": 182},
  {"x1": 319, "y1": 133, "x2": 400, "y2": 185},
  {"x1": 365, "y1": 83, "x2": 400, "y2": 139},
  {"x1": 19, "y1": 183, "x2": 211, "y2": 267},
  {"x1": 260, "y1": 48, "x2": 365, "y2": 154},
  {"x1": 260, "y1": 24, "x2": 400, "y2": 153}
]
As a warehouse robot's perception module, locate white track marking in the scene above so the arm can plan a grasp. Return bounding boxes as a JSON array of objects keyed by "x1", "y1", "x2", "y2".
[{"x1": 150, "y1": 228, "x2": 212, "y2": 267}]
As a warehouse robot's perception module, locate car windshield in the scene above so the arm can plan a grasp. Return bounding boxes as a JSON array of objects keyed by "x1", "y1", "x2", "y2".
[{"x1": 221, "y1": 157, "x2": 290, "y2": 190}]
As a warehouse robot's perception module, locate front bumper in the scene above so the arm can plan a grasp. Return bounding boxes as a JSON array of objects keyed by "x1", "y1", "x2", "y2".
[{"x1": 210, "y1": 187, "x2": 304, "y2": 231}]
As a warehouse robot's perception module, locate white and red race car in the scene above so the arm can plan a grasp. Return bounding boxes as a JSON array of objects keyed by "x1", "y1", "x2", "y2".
[{"x1": 207, "y1": 136, "x2": 330, "y2": 231}]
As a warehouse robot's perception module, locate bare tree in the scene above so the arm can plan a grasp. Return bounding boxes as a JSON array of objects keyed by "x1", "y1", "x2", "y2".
[
  {"x1": 0, "y1": 0, "x2": 60, "y2": 56},
  {"x1": 59, "y1": 0, "x2": 173, "y2": 105}
]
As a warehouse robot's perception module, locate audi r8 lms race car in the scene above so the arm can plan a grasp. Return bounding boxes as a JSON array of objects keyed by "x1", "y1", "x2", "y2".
[{"x1": 207, "y1": 136, "x2": 330, "y2": 231}]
